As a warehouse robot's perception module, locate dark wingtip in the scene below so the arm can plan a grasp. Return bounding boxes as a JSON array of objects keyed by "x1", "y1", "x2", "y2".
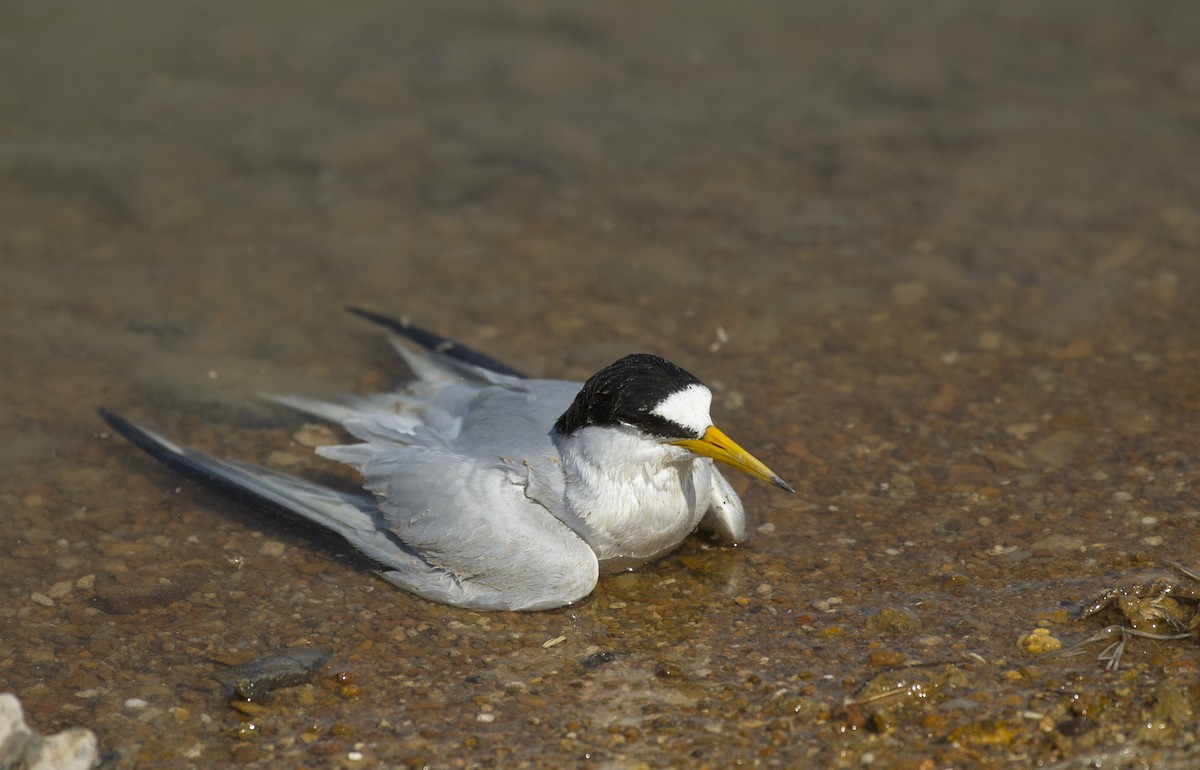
[
  {"x1": 345, "y1": 305, "x2": 406, "y2": 333},
  {"x1": 98, "y1": 407, "x2": 147, "y2": 449},
  {"x1": 345, "y1": 306, "x2": 527, "y2": 379}
]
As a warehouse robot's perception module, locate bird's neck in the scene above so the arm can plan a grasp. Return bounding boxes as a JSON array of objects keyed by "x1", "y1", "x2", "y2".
[{"x1": 552, "y1": 425, "x2": 711, "y2": 569}]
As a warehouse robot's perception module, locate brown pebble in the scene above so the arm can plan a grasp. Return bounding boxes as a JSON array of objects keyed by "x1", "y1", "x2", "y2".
[
  {"x1": 229, "y1": 699, "x2": 270, "y2": 718},
  {"x1": 655, "y1": 662, "x2": 684, "y2": 679},
  {"x1": 941, "y1": 574, "x2": 970, "y2": 593},
  {"x1": 92, "y1": 577, "x2": 195, "y2": 614},
  {"x1": 329, "y1": 722, "x2": 355, "y2": 736},
  {"x1": 831, "y1": 704, "x2": 867, "y2": 733},
  {"x1": 229, "y1": 745, "x2": 261, "y2": 763},
  {"x1": 865, "y1": 607, "x2": 922, "y2": 636},
  {"x1": 944, "y1": 464, "x2": 996, "y2": 487},
  {"x1": 866, "y1": 649, "x2": 906, "y2": 668},
  {"x1": 920, "y1": 712, "x2": 947, "y2": 734}
]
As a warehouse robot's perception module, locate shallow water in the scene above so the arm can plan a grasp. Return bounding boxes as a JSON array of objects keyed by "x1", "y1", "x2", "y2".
[{"x1": 3, "y1": 2, "x2": 1200, "y2": 767}]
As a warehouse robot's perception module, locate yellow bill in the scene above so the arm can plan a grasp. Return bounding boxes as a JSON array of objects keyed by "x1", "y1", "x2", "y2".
[{"x1": 672, "y1": 425, "x2": 795, "y2": 493}]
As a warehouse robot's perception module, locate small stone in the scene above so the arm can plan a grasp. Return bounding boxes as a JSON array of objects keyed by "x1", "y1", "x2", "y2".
[
  {"x1": 1017, "y1": 628, "x2": 1062, "y2": 656},
  {"x1": 259, "y1": 541, "x2": 286, "y2": 558},
  {"x1": 865, "y1": 607, "x2": 922, "y2": 636},
  {"x1": 30, "y1": 592, "x2": 54, "y2": 607},
  {"x1": 0, "y1": 692, "x2": 99, "y2": 770},
  {"x1": 866, "y1": 648, "x2": 906, "y2": 668},
  {"x1": 608, "y1": 573, "x2": 641, "y2": 591},
  {"x1": 91, "y1": 577, "x2": 195, "y2": 614},
  {"x1": 812, "y1": 597, "x2": 842, "y2": 613},
  {"x1": 47, "y1": 581, "x2": 74, "y2": 599},
  {"x1": 1029, "y1": 431, "x2": 1083, "y2": 468},
  {"x1": 580, "y1": 651, "x2": 619, "y2": 670},
  {"x1": 945, "y1": 464, "x2": 996, "y2": 487},
  {"x1": 293, "y1": 423, "x2": 338, "y2": 448},
  {"x1": 948, "y1": 720, "x2": 1016, "y2": 747},
  {"x1": 215, "y1": 645, "x2": 333, "y2": 701},
  {"x1": 1031, "y1": 534, "x2": 1085, "y2": 553},
  {"x1": 230, "y1": 744, "x2": 261, "y2": 763}
]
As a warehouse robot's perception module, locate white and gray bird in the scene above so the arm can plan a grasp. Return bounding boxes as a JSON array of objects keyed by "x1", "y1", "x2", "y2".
[{"x1": 101, "y1": 308, "x2": 793, "y2": 611}]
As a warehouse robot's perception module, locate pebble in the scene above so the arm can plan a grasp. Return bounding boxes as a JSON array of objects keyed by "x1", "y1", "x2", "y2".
[
  {"x1": 91, "y1": 578, "x2": 195, "y2": 614},
  {"x1": 293, "y1": 423, "x2": 339, "y2": 447},
  {"x1": 215, "y1": 645, "x2": 334, "y2": 700},
  {"x1": 580, "y1": 651, "x2": 619, "y2": 670},
  {"x1": 865, "y1": 607, "x2": 922, "y2": 636},
  {"x1": 0, "y1": 692, "x2": 99, "y2": 770},
  {"x1": 866, "y1": 648, "x2": 907, "y2": 668},
  {"x1": 47, "y1": 581, "x2": 74, "y2": 599},
  {"x1": 853, "y1": 663, "x2": 968, "y2": 704},
  {"x1": 259, "y1": 540, "x2": 286, "y2": 557},
  {"x1": 1016, "y1": 628, "x2": 1062, "y2": 656}
]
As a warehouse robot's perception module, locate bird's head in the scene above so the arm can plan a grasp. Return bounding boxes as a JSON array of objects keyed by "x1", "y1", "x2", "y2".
[{"x1": 554, "y1": 354, "x2": 794, "y2": 493}]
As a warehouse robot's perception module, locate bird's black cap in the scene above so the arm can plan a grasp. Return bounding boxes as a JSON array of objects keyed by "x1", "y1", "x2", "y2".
[{"x1": 554, "y1": 354, "x2": 704, "y2": 440}]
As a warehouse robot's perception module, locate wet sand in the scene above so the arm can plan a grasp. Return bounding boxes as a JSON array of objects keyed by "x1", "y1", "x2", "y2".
[{"x1": 3, "y1": 2, "x2": 1200, "y2": 767}]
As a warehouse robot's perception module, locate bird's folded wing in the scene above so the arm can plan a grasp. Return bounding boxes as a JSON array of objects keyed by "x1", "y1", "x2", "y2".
[{"x1": 320, "y1": 443, "x2": 599, "y2": 611}]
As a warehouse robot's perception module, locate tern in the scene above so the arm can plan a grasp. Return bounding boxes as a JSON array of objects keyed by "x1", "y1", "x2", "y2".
[{"x1": 100, "y1": 308, "x2": 793, "y2": 611}]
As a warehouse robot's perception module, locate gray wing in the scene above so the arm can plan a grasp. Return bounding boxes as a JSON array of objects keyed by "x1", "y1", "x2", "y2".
[
  {"x1": 100, "y1": 410, "x2": 597, "y2": 611},
  {"x1": 311, "y1": 377, "x2": 598, "y2": 611},
  {"x1": 266, "y1": 340, "x2": 597, "y2": 610},
  {"x1": 320, "y1": 443, "x2": 597, "y2": 611}
]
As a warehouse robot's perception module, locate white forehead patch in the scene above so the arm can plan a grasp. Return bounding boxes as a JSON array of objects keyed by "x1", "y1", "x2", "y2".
[{"x1": 651, "y1": 383, "x2": 712, "y2": 437}]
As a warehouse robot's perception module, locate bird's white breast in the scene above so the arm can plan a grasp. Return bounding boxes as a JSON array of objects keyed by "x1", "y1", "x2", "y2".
[{"x1": 552, "y1": 425, "x2": 714, "y2": 570}]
